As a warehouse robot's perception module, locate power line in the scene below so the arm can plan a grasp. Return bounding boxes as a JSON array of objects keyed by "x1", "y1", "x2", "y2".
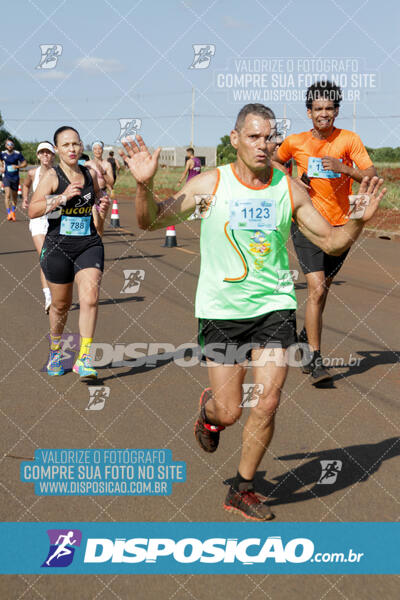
[{"x1": 3, "y1": 114, "x2": 400, "y2": 122}]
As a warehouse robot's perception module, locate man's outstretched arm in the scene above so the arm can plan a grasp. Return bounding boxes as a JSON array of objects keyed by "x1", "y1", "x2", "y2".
[
  {"x1": 292, "y1": 176, "x2": 386, "y2": 255},
  {"x1": 120, "y1": 136, "x2": 218, "y2": 230}
]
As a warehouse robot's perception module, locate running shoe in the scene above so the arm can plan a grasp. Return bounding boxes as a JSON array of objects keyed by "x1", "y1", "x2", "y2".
[
  {"x1": 10, "y1": 210, "x2": 16, "y2": 222},
  {"x1": 310, "y1": 357, "x2": 332, "y2": 385},
  {"x1": 194, "y1": 387, "x2": 225, "y2": 453},
  {"x1": 73, "y1": 354, "x2": 97, "y2": 379},
  {"x1": 47, "y1": 350, "x2": 64, "y2": 376},
  {"x1": 7, "y1": 212, "x2": 12, "y2": 221},
  {"x1": 298, "y1": 327, "x2": 313, "y2": 374},
  {"x1": 224, "y1": 483, "x2": 273, "y2": 521}
]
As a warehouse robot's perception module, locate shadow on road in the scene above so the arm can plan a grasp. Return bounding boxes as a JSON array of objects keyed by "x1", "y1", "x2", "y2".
[
  {"x1": 105, "y1": 254, "x2": 164, "y2": 262},
  {"x1": 93, "y1": 353, "x2": 176, "y2": 381},
  {"x1": 69, "y1": 296, "x2": 145, "y2": 311},
  {"x1": 331, "y1": 349, "x2": 400, "y2": 382},
  {"x1": 224, "y1": 437, "x2": 399, "y2": 506},
  {"x1": 103, "y1": 231, "x2": 135, "y2": 237},
  {"x1": 294, "y1": 279, "x2": 346, "y2": 290}
]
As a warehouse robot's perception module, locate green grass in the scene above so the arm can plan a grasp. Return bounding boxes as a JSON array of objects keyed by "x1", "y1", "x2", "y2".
[
  {"x1": 114, "y1": 166, "x2": 183, "y2": 196},
  {"x1": 103, "y1": 162, "x2": 400, "y2": 211},
  {"x1": 114, "y1": 166, "x2": 213, "y2": 196}
]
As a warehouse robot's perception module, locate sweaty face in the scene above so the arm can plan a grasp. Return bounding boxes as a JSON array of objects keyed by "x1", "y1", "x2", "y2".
[
  {"x1": 93, "y1": 145, "x2": 103, "y2": 159},
  {"x1": 56, "y1": 130, "x2": 82, "y2": 166},
  {"x1": 231, "y1": 114, "x2": 274, "y2": 171},
  {"x1": 37, "y1": 149, "x2": 54, "y2": 166},
  {"x1": 308, "y1": 99, "x2": 338, "y2": 132}
]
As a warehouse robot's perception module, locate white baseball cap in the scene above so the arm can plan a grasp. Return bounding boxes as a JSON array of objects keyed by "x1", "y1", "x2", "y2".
[{"x1": 36, "y1": 142, "x2": 55, "y2": 154}]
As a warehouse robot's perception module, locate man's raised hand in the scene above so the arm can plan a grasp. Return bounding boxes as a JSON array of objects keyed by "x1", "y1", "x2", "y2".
[
  {"x1": 354, "y1": 176, "x2": 387, "y2": 222},
  {"x1": 119, "y1": 135, "x2": 161, "y2": 184}
]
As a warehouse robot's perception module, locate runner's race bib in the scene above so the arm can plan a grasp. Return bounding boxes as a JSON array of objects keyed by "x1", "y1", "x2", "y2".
[
  {"x1": 6, "y1": 165, "x2": 17, "y2": 173},
  {"x1": 307, "y1": 157, "x2": 341, "y2": 179},
  {"x1": 229, "y1": 198, "x2": 276, "y2": 230},
  {"x1": 60, "y1": 216, "x2": 91, "y2": 236}
]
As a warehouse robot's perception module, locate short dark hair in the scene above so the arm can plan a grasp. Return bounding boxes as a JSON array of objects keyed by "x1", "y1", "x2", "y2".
[
  {"x1": 186, "y1": 147, "x2": 194, "y2": 154},
  {"x1": 53, "y1": 126, "x2": 80, "y2": 146},
  {"x1": 235, "y1": 104, "x2": 276, "y2": 131},
  {"x1": 109, "y1": 150, "x2": 114, "y2": 157},
  {"x1": 306, "y1": 81, "x2": 342, "y2": 110}
]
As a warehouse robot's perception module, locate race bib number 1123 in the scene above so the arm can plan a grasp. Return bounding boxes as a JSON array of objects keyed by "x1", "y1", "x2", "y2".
[{"x1": 229, "y1": 198, "x2": 276, "y2": 230}]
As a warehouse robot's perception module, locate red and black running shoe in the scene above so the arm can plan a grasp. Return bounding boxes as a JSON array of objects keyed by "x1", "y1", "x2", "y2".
[
  {"x1": 194, "y1": 387, "x2": 225, "y2": 453},
  {"x1": 224, "y1": 483, "x2": 273, "y2": 521}
]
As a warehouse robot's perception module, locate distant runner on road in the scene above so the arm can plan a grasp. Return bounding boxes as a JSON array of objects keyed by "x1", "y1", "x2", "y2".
[
  {"x1": 22, "y1": 141, "x2": 56, "y2": 313},
  {"x1": 178, "y1": 147, "x2": 201, "y2": 185},
  {"x1": 1, "y1": 139, "x2": 27, "y2": 221}
]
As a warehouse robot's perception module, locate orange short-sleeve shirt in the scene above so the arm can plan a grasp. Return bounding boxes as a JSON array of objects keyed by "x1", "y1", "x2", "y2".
[{"x1": 277, "y1": 128, "x2": 373, "y2": 225}]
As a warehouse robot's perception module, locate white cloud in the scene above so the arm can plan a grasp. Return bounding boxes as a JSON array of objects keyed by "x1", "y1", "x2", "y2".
[
  {"x1": 223, "y1": 15, "x2": 250, "y2": 29},
  {"x1": 77, "y1": 57, "x2": 123, "y2": 73},
  {"x1": 35, "y1": 70, "x2": 68, "y2": 80}
]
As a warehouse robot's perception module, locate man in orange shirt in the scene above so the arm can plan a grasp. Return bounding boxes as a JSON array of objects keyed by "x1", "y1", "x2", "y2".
[{"x1": 275, "y1": 81, "x2": 376, "y2": 384}]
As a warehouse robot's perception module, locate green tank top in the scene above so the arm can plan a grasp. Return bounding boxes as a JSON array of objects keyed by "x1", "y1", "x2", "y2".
[{"x1": 195, "y1": 163, "x2": 297, "y2": 319}]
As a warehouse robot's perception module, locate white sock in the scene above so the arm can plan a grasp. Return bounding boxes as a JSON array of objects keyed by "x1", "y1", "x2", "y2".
[{"x1": 43, "y1": 287, "x2": 51, "y2": 302}]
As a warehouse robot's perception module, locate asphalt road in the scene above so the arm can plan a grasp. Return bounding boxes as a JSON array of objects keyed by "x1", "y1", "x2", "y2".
[{"x1": 0, "y1": 197, "x2": 399, "y2": 599}]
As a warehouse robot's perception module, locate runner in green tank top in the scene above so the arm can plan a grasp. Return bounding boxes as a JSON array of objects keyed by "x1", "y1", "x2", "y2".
[{"x1": 121, "y1": 104, "x2": 386, "y2": 521}]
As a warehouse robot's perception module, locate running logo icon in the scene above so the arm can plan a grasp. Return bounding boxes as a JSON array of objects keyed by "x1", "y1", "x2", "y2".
[
  {"x1": 318, "y1": 460, "x2": 343, "y2": 485},
  {"x1": 86, "y1": 386, "x2": 110, "y2": 411},
  {"x1": 274, "y1": 118, "x2": 291, "y2": 143},
  {"x1": 240, "y1": 383, "x2": 264, "y2": 408},
  {"x1": 117, "y1": 118, "x2": 142, "y2": 143},
  {"x1": 189, "y1": 45, "x2": 216, "y2": 69},
  {"x1": 274, "y1": 269, "x2": 299, "y2": 293},
  {"x1": 121, "y1": 269, "x2": 145, "y2": 294},
  {"x1": 42, "y1": 529, "x2": 82, "y2": 568},
  {"x1": 41, "y1": 334, "x2": 80, "y2": 372},
  {"x1": 193, "y1": 194, "x2": 216, "y2": 219},
  {"x1": 36, "y1": 45, "x2": 63, "y2": 70}
]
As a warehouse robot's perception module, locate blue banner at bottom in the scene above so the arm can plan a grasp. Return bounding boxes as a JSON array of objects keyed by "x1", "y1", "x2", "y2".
[{"x1": 0, "y1": 523, "x2": 398, "y2": 574}]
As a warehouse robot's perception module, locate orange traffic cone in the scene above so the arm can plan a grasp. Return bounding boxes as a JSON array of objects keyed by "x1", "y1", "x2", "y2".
[
  {"x1": 163, "y1": 225, "x2": 177, "y2": 247},
  {"x1": 18, "y1": 184, "x2": 22, "y2": 197},
  {"x1": 110, "y1": 198, "x2": 120, "y2": 228}
]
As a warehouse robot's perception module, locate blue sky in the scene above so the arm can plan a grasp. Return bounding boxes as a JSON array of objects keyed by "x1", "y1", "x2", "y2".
[{"x1": 0, "y1": 0, "x2": 399, "y2": 149}]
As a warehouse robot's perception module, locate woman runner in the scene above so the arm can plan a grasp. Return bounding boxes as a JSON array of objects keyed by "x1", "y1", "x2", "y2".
[{"x1": 29, "y1": 126, "x2": 110, "y2": 378}]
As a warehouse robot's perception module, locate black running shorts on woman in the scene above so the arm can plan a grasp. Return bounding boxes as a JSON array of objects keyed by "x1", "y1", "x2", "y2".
[{"x1": 40, "y1": 165, "x2": 104, "y2": 284}]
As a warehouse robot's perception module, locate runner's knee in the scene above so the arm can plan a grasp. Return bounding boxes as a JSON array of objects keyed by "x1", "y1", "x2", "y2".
[
  {"x1": 216, "y1": 406, "x2": 242, "y2": 427},
  {"x1": 51, "y1": 298, "x2": 71, "y2": 314},
  {"x1": 79, "y1": 285, "x2": 99, "y2": 308},
  {"x1": 307, "y1": 282, "x2": 328, "y2": 304},
  {"x1": 251, "y1": 389, "x2": 280, "y2": 419},
  {"x1": 212, "y1": 393, "x2": 242, "y2": 426}
]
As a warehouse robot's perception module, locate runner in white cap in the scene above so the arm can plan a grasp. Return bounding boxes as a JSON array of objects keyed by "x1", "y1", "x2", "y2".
[
  {"x1": 85, "y1": 141, "x2": 114, "y2": 196},
  {"x1": 22, "y1": 141, "x2": 55, "y2": 313}
]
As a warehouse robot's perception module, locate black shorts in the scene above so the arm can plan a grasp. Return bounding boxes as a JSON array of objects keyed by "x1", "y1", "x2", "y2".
[
  {"x1": 3, "y1": 177, "x2": 19, "y2": 191},
  {"x1": 198, "y1": 309, "x2": 297, "y2": 364},
  {"x1": 291, "y1": 221, "x2": 349, "y2": 278},
  {"x1": 40, "y1": 235, "x2": 104, "y2": 284}
]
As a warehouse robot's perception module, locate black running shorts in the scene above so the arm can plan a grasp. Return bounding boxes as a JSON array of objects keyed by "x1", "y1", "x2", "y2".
[
  {"x1": 3, "y1": 177, "x2": 19, "y2": 191},
  {"x1": 291, "y1": 221, "x2": 349, "y2": 278},
  {"x1": 40, "y1": 235, "x2": 104, "y2": 284},
  {"x1": 198, "y1": 309, "x2": 297, "y2": 364}
]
